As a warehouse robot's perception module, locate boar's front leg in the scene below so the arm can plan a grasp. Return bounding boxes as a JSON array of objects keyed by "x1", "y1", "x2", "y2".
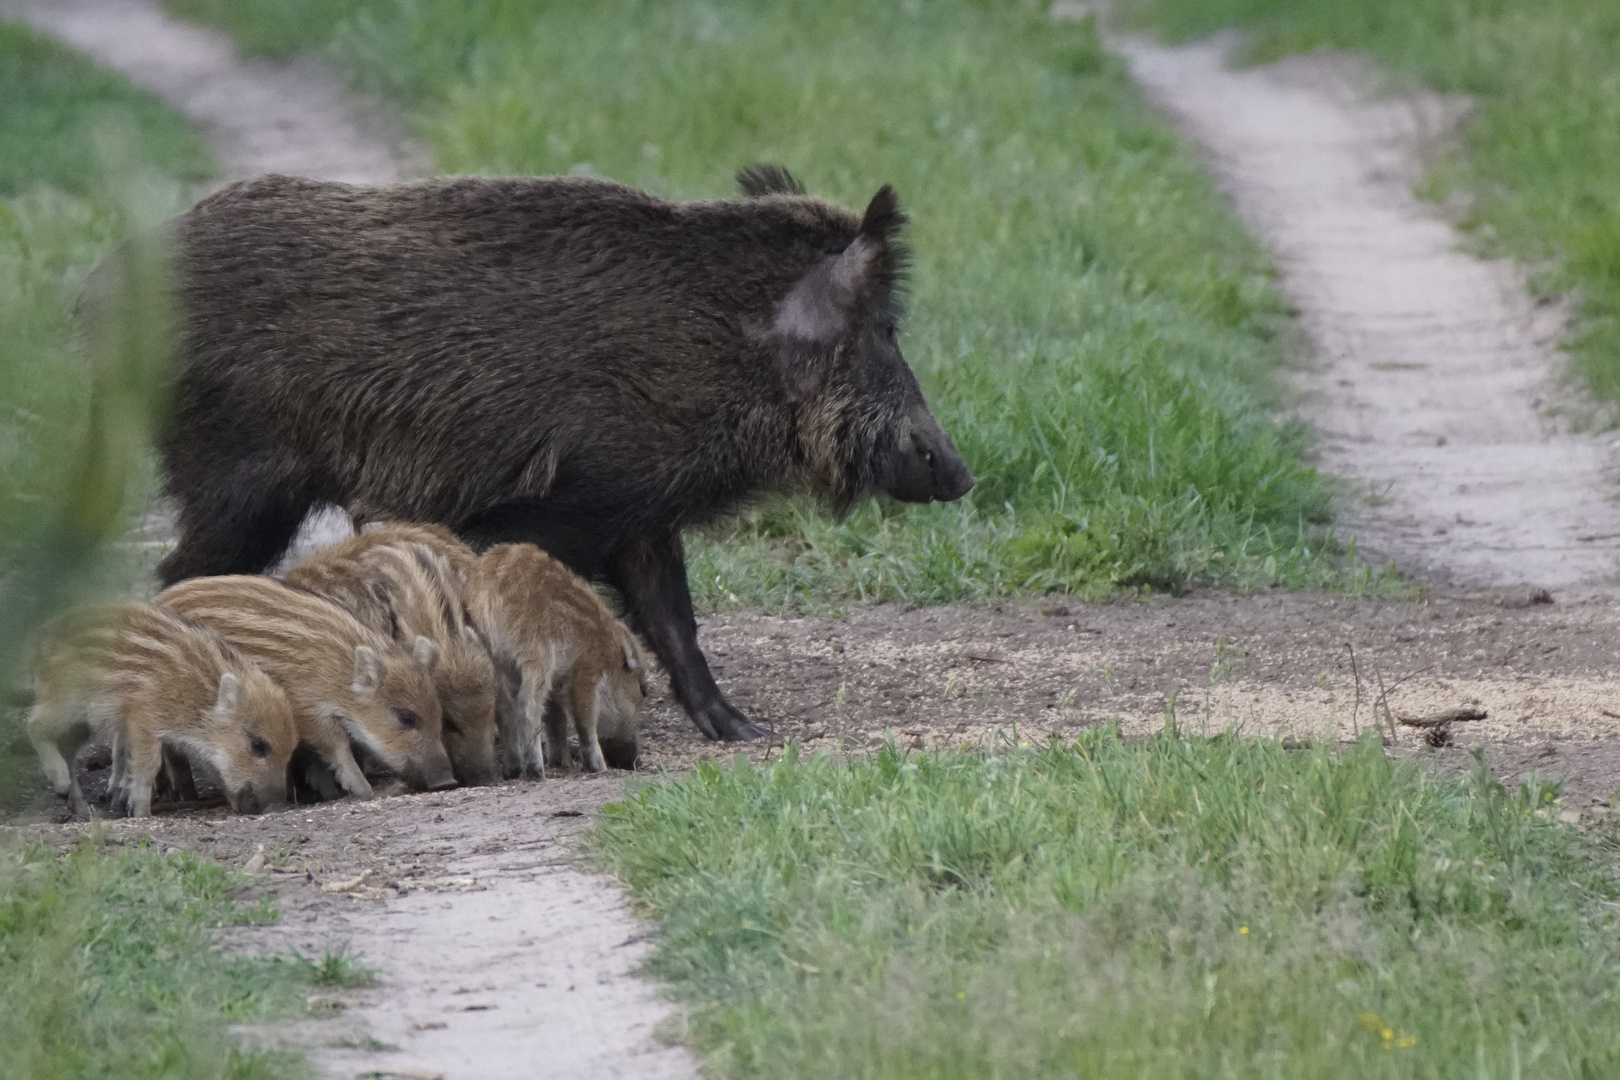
[{"x1": 609, "y1": 526, "x2": 770, "y2": 742}]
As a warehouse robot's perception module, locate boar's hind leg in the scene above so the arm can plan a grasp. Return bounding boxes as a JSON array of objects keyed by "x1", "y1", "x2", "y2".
[
  {"x1": 156, "y1": 483, "x2": 313, "y2": 585},
  {"x1": 609, "y1": 527, "x2": 771, "y2": 743}
]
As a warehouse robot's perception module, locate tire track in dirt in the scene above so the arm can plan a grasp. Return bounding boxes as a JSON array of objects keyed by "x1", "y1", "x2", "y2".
[
  {"x1": 1084, "y1": 15, "x2": 1620, "y2": 593},
  {"x1": 0, "y1": 3, "x2": 697, "y2": 1076}
]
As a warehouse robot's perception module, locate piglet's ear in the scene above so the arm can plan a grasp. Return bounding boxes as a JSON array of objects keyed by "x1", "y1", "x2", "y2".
[
  {"x1": 351, "y1": 645, "x2": 382, "y2": 699},
  {"x1": 412, "y1": 634, "x2": 440, "y2": 672},
  {"x1": 214, "y1": 672, "x2": 243, "y2": 716}
]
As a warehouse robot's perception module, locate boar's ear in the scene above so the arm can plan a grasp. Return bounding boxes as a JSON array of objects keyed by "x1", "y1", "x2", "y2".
[
  {"x1": 859, "y1": 184, "x2": 906, "y2": 245},
  {"x1": 737, "y1": 163, "x2": 806, "y2": 197},
  {"x1": 351, "y1": 645, "x2": 382, "y2": 699},
  {"x1": 757, "y1": 184, "x2": 906, "y2": 403},
  {"x1": 214, "y1": 672, "x2": 243, "y2": 716},
  {"x1": 412, "y1": 634, "x2": 440, "y2": 672}
]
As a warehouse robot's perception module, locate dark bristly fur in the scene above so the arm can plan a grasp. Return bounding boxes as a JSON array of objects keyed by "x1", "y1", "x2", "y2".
[{"x1": 144, "y1": 165, "x2": 974, "y2": 743}]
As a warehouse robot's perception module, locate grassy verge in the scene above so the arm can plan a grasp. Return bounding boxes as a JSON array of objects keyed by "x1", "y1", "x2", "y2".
[
  {"x1": 594, "y1": 733, "x2": 1620, "y2": 1078},
  {"x1": 165, "y1": 0, "x2": 1393, "y2": 605},
  {"x1": 1125, "y1": 0, "x2": 1620, "y2": 407},
  {"x1": 0, "y1": 19, "x2": 211, "y2": 549},
  {"x1": 0, "y1": 836, "x2": 320, "y2": 1080}
]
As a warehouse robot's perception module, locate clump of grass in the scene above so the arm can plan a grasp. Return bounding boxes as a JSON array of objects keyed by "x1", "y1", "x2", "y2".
[
  {"x1": 1126, "y1": 0, "x2": 1620, "y2": 405},
  {"x1": 0, "y1": 837, "x2": 315, "y2": 1079},
  {"x1": 164, "y1": 0, "x2": 1384, "y2": 603},
  {"x1": 295, "y1": 946, "x2": 375, "y2": 989},
  {"x1": 594, "y1": 733, "x2": 1620, "y2": 1078}
]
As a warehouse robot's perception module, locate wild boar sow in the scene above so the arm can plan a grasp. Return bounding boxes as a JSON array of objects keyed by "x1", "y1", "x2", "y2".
[{"x1": 154, "y1": 165, "x2": 974, "y2": 741}]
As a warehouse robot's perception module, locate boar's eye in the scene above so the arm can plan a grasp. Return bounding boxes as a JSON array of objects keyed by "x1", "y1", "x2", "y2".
[
  {"x1": 443, "y1": 714, "x2": 461, "y2": 735},
  {"x1": 396, "y1": 709, "x2": 421, "y2": 729},
  {"x1": 249, "y1": 736, "x2": 272, "y2": 759}
]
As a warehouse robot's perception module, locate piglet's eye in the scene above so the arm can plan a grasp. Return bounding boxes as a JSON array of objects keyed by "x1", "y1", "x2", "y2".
[
  {"x1": 396, "y1": 710, "x2": 421, "y2": 729},
  {"x1": 250, "y1": 737, "x2": 272, "y2": 758}
]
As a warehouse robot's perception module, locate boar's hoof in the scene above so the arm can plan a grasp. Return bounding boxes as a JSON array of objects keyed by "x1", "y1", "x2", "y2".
[{"x1": 697, "y1": 702, "x2": 773, "y2": 743}]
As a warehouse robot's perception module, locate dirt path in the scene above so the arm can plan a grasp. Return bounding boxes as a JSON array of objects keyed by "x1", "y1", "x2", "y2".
[
  {"x1": 644, "y1": 590, "x2": 1620, "y2": 809},
  {"x1": 1088, "y1": 19, "x2": 1620, "y2": 592},
  {"x1": 13, "y1": 779, "x2": 694, "y2": 1080},
  {"x1": 0, "y1": 0, "x2": 421, "y2": 185}
]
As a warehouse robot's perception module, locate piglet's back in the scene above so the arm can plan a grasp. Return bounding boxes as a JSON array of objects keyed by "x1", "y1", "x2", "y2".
[
  {"x1": 156, "y1": 575, "x2": 381, "y2": 698},
  {"x1": 470, "y1": 543, "x2": 618, "y2": 650},
  {"x1": 37, "y1": 601, "x2": 250, "y2": 718}
]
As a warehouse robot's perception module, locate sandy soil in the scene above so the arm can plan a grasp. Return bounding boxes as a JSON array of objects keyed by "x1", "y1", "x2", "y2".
[{"x1": 1098, "y1": 23, "x2": 1620, "y2": 592}]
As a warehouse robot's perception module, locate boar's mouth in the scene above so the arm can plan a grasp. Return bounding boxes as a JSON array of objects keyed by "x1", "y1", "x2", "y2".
[{"x1": 881, "y1": 406, "x2": 975, "y2": 504}]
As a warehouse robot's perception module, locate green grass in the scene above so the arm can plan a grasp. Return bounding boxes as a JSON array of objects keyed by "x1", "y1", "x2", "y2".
[
  {"x1": 163, "y1": 0, "x2": 1391, "y2": 605},
  {"x1": 594, "y1": 733, "x2": 1620, "y2": 1078},
  {"x1": 1125, "y1": 0, "x2": 1620, "y2": 407},
  {"x1": 0, "y1": 836, "x2": 316, "y2": 1080},
  {"x1": 0, "y1": 19, "x2": 210, "y2": 569}
]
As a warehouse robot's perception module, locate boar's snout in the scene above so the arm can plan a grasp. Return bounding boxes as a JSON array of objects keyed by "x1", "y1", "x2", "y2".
[{"x1": 884, "y1": 408, "x2": 975, "y2": 504}]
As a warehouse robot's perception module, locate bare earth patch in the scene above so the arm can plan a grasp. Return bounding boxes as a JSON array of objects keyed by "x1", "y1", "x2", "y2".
[{"x1": 637, "y1": 590, "x2": 1620, "y2": 806}]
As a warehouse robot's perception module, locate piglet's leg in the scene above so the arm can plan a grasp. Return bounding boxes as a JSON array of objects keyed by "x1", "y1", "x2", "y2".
[
  {"x1": 518, "y1": 675, "x2": 554, "y2": 780},
  {"x1": 25, "y1": 707, "x2": 73, "y2": 797},
  {"x1": 162, "y1": 748, "x2": 199, "y2": 802},
  {"x1": 566, "y1": 676, "x2": 608, "y2": 774},
  {"x1": 121, "y1": 729, "x2": 163, "y2": 818},
  {"x1": 309, "y1": 725, "x2": 374, "y2": 799},
  {"x1": 541, "y1": 696, "x2": 570, "y2": 774}
]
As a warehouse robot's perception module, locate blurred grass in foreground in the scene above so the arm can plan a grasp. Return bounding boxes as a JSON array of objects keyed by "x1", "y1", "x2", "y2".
[
  {"x1": 165, "y1": 0, "x2": 1399, "y2": 607},
  {"x1": 1126, "y1": 0, "x2": 1620, "y2": 408},
  {"x1": 596, "y1": 732, "x2": 1620, "y2": 1078},
  {"x1": 0, "y1": 21, "x2": 318, "y2": 1080},
  {"x1": 0, "y1": 18, "x2": 209, "y2": 798}
]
